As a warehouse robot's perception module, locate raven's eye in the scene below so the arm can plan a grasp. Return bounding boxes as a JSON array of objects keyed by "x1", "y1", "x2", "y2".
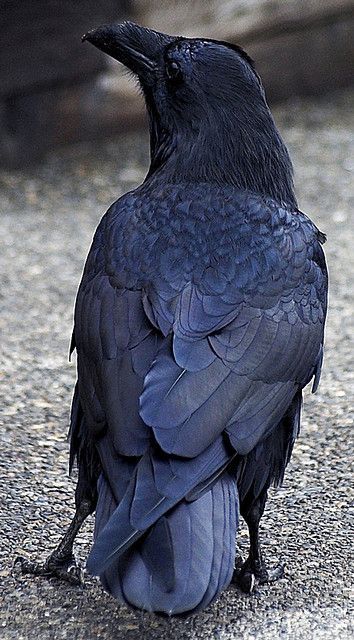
[{"x1": 166, "y1": 60, "x2": 183, "y2": 82}]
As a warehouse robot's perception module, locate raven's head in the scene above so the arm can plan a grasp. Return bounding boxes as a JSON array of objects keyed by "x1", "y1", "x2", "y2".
[{"x1": 83, "y1": 22, "x2": 296, "y2": 206}]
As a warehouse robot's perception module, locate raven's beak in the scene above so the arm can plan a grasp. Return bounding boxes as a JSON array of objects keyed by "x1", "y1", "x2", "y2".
[{"x1": 82, "y1": 21, "x2": 171, "y2": 82}]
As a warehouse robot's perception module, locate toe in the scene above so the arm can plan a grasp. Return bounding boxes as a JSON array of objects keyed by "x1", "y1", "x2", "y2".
[
  {"x1": 239, "y1": 571, "x2": 256, "y2": 593},
  {"x1": 66, "y1": 564, "x2": 84, "y2": 585}
]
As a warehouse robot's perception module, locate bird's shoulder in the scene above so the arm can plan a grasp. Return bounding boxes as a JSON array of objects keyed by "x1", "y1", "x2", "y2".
[{"x1": 85, "y1": 182, "x2": 324, "y2": 291}]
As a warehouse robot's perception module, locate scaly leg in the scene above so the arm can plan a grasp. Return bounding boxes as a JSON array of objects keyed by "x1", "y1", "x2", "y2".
[
  {"x1": 233, "y1": 490, "x2": 284, "y2": 593},
  {"x1": 15, "y1": 498, "x2": 93, "y2": 585}
]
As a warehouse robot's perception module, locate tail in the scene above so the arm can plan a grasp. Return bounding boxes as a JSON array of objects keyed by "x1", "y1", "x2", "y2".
[
  {"x1": 88, "y1": 436, "x2": 238, "y2": 614},
  {"x1": 94, "y1": 470, "x2": 238, "y2": 615}
]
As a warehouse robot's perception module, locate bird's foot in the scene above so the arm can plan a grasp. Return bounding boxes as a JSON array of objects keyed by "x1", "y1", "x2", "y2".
[
  {"x1": 15, "y1": 552, "x2": 84, "y2": 586},
  {"x1": 232, "y1": 555, "x2": 284, "y2": 593}
]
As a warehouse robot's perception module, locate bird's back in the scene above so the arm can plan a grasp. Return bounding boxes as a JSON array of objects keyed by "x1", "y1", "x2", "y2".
[{"x1": 70, "y1": 179, "x2": 327, "y2": 613}]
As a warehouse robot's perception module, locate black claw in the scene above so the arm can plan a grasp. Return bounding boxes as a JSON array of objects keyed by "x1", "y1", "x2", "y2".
[
  {"x1": 15, "y1": 554, "x2": 84, "y2": 586},
  {"x1": 232, "y1": 557, "x2": 284, "y2": 593},
  {"x1": 236, "y1": 569, "x2": 256, "y2": 594},
  {"x1": 234, "y1": 554, "x2": 244, "y2": 570},
  {"x1": 14, "y1": 499, "x2": 92, "y2": 588}
]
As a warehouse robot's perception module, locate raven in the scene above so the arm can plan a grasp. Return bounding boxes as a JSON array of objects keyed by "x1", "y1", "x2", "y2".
[{"x1": 18, "y1": 22, "x2": 328, "y2": 614}]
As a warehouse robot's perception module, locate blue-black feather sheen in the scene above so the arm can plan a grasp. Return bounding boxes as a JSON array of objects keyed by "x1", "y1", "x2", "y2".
[
  {"x1": 68, "y1": 24, "x2": 329, "y2": 615},
  {"x1": 70, "y1": 179, "x2": 327, "y2": 612}
]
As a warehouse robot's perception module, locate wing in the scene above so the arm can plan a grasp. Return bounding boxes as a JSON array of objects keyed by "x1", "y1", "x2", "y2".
[
  {"x1": 87, "y1": 196, "x2": 327, "y2": 574},
  {"x1": 73, "y1": 279, "x2": 161, "y2": 454},
  {"x1": 140, "y1": 206, "x2": 327, "y2": 458},
  {"x1": 70, "y1": 206, "x2": 162, "y2": 485}
]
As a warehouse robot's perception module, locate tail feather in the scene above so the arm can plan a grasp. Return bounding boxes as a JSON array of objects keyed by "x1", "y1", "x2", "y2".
[
  {"x1": 190, "y1": 471, "x2": 237, "y2": 613},
  {"x1": 87, "y1": 435, "x2": 232, "y2": 575},
  {"x1": 94, "y1": 471, "x2": 238, "y2": 615},
  {"x1": 141, "y1": 517, "x2": 176, "y2": 593}
]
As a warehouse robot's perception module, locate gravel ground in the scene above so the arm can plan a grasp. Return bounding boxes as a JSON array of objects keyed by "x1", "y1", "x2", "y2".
[{"x1": 1, "y1": 88, "x2": 353, "y2": 640}]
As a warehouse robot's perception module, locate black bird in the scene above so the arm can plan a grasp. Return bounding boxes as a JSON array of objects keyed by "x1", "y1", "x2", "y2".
[{"x1": 18, "y1": 22, "x2": 328, "y2": 614}]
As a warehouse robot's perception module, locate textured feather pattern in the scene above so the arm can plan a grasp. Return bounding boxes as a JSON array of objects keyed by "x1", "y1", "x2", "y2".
[
  {"x1": 69, "y1": 181, "x2": 327, "y2": 614},
  {"x1": 93, "y1": 470, "x2": 238, "y2": 615},
  {"x1": 87, "y1": 435, "x2": 233, "y2": 575},
  {"x1": 235, "y1": 390, "x2": 302, "y2": 514}
]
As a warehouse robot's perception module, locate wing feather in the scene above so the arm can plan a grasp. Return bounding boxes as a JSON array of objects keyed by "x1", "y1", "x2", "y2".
[{"x1": 75, "y1": 188, "x2": 327, "y2": 578}]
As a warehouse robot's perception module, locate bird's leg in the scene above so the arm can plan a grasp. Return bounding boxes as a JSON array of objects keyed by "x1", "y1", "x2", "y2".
[
  {"x1": 15, "y1": 497, "x2": 93, "y2": 585},
  {"x1": 233, "y1": 492, "x2": 284, "y2": 593}
]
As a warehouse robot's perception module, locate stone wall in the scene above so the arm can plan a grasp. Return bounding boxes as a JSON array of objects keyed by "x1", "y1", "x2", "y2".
[
  {"x1": 134, "y1": 0, "x2": 354, "y2": 101},
  {"x1": 1, "y1": 0, "x2": 353, "y2": 167}
]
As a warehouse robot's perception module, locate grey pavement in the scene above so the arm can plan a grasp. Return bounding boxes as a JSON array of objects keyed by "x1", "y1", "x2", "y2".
[{"x1": 0, "y1": 88, "x2": 353, "y2": 639}]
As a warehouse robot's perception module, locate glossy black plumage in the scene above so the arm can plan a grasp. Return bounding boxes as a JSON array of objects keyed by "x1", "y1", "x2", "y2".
[{"x1": 68, "y1": 22, "x2": 328, "y2": 614}]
